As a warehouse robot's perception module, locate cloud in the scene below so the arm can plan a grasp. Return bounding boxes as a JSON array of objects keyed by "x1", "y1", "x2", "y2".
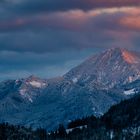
[
  {"x1": 0, "y1": 7, "x2": 140, "y2": 53},
  {"x1": 120, "y1": 16, "x2": 140, "y2": 30},
  {"x1": 0, "y1": 7, "x2": 139, "y2": 32},
  {"x1": 3, "y1": 0, "x2": 140, "y2": 13},
  {"x1": 0, "y1": 0, "x2": 140, "y2": 22},
  {"x1": 0, "y1": 1, "x2": 140, "y2": 80}
]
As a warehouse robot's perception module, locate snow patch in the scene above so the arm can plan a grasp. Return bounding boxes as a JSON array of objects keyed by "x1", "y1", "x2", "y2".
[
  {"x1": 19, "y1": 89, "x2": 26, "y2": 96},
  {"x1": 19, "y1": 89, "x2": 33, "y2": 103},
  {"x1": 124, "y1": 89, "x2": 136, "y2": 95},
  {"x1": 28, "y1": 97, "x2": 33, "y2": 103},
  {"x1": 29, "y1": 81, "x2": 46, "y2": 88},
  {"x1": 66, "y1": 125, "x2": 87, "y2": 134},
  {"x1": 72, "y1": 78, "x2": 78, "y2": 83},
  {"x1": 128, "y1": 76, "x2": 133, "y2": 83}
]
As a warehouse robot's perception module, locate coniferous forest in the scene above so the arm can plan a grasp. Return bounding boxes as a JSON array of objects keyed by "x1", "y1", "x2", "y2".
[{"x1": 1, "y1": 94, "x2": 140, "y2": 140}]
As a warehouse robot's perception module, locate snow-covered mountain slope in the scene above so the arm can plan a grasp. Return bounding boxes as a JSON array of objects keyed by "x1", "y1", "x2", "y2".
[
  {"x1": 64, "y1": 48, "x2": 140, "y2": 89},
  {"x1": 0, "y1": 48, "x2": 140, "y2": 130}
]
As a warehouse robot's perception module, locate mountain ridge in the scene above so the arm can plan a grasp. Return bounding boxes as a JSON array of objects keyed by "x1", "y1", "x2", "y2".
[
  {"x1": 0, "y1": 47, "x2": 140, "y2": 130},
  {"x1": 64, "y1": 47, "x2": 140, "y2": 90}
]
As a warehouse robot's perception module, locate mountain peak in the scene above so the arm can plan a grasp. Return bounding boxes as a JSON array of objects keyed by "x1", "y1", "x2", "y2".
[
  {"x1": 65, "y1": 47, "x2": 140, "y2": 89},
  {"x1": 27, "y1": 75, "x2": 40, "y2": 81},
  {"x1": 104, "y1": 47, "x2": 127, "y2": 57},
  {"x1": 108, "y1": 47, "x2": 123, "y2": 52},
  {"x1": 104, "y1": 47, "x2": 140, "y2": 64}
]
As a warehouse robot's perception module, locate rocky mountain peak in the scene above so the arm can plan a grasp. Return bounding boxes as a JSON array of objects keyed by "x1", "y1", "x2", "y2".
[
  {"x1": 26, "y1": 75, "x2": 40, "y2": 81},
  {"x1": 65, "y1": 48, "x2": 140, "y2": 89},
  {"x1": 103, "y1": 47, "x2": 140, "y2": 64}
]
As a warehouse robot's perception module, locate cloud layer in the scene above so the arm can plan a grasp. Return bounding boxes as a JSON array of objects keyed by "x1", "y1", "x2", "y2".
[
  {"x1": 3, "y1": 0, "x2": 140, "y2": 12},
  {"x1": 0, "y1": 1, "x2": 140, "y2": 80}
]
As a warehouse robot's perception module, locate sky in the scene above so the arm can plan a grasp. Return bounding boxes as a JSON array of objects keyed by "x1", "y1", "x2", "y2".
[{"x1": 0, "y1": 0, "x2": 140, "y2": 80}]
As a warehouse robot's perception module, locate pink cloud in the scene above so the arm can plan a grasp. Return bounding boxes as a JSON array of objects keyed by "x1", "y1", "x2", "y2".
[
  {"x1": 1, "y1": 6, "x2": 140, "y2": 34},
  {"x1": 120, "y1": 16, "x2": 140, "y2": 30}
]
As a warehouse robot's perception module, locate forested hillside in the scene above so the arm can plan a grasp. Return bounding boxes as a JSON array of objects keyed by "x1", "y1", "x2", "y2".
[{"x1": 1, "y1": 94, "x2": 140, "y2": 140}]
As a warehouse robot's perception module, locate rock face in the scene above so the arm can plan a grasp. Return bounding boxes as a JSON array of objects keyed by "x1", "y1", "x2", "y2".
[
  {"x1": 64, "y1": 48, "x2": 140, "y2": 89},
  {"x1": 0, "y1": 48, "x2": 140, "y2": 130}
]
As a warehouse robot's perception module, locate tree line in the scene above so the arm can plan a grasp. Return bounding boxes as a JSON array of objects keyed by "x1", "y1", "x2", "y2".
[{"x1": 1, "y1": 94, "x2": 140, "y2": 140}]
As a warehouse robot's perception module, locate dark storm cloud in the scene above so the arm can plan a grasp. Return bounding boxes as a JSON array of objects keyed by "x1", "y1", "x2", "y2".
[{"x1": 2, "y1": 0, "x2": 140, "y2": 13}]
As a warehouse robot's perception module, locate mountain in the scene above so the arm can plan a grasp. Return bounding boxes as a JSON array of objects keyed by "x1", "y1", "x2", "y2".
[
  {"x1": 48, "y1": 93, "x2": 140, "y2": 140},
  {"x1": 0, "y1": 47, "x2": 140, "y2": 130},
  {"x1": 64, "y1": 47, "x2": 140, "y2": 89},
  {"x1": 1, "y1": 93, "x2": 140, "y2": 140}
]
